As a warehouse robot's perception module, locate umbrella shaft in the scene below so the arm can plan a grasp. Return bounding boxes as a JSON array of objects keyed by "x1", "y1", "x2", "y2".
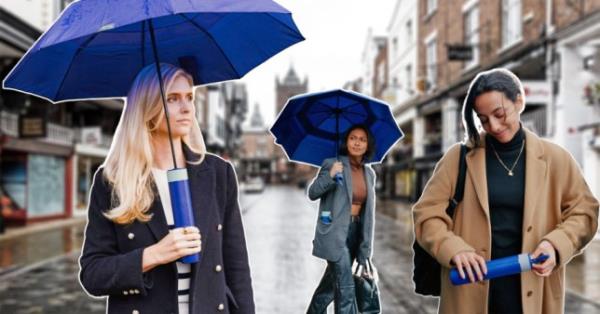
[{"x1": 149, "y1": 20, "x2": 178, "y2": 169}]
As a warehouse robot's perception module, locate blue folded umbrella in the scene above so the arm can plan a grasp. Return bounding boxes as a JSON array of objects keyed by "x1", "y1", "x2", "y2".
[
  {"x1": 270, "y1": 89, "x2": 404, "y2": 167},
  {"x1": 3, "y1": 0, "x2": 304, "y2": 102}
]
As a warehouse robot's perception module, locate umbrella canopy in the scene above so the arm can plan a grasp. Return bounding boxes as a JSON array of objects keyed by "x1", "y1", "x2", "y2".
[
  {"x1": 270, "y1": 89, "x2": 404, "y2": 167},
  {"x1": 3, "y1": 0, "x2": 304, "y2": 103}
]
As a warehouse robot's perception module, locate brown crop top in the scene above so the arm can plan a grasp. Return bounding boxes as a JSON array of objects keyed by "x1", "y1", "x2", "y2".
[{"x1": 350, "y1": 161, "x2": 366, "y2": 205}]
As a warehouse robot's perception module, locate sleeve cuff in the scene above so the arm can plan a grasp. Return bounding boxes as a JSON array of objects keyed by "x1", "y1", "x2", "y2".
[
  {"x1": 436, "y1": 235, "x2": 475, "y2": 268},
  {"x1": 543, "y1": 229, "x2": 576, "y2": 267},
  {"x1": 120, "y1": 248, "x2": 150, "y2": 296}
]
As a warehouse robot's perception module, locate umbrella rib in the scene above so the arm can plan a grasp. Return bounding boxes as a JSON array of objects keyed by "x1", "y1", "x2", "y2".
[
  {"x1": 263, "y1": 13, "x2": 304, "y2": 40},
  {"x1": 344, "y1": 110, "x2": 368, "y2": 117},
  {"x1": 309, "y1": 108, "x2": 335, "y2": 114},
  {"x1": 178, "y1": 13, "x2": 240, "y2": 77},
  {"x1": 340, "y1": 115, "x2": 355, "y2": 127},
  {"x1": 141, "y1": 20, "x2": 146, "y2": 66},
  {"x1": 54, "y1": 32, "x2": 101, "y2": 100}
]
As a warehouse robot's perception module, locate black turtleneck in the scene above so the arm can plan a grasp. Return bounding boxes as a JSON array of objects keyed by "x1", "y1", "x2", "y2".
[{"x1": 485, "y1": 126, "x2": 526, "y2": 314}]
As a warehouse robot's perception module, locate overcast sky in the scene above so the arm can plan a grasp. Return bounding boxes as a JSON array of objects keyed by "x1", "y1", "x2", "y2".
[{"x1": 239, "y1": 0, "x2": 397, "y2": 126}]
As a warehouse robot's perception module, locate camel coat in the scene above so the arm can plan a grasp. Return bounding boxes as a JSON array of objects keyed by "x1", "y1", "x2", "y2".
[{"x1": 413, "y1": 128, "x2": 598, "y2": 314}]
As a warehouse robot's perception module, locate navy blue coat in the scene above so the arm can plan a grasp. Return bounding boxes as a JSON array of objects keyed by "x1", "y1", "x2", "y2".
[{"x1": 79, "y1": 148, "x2": 255, "y2": 314}]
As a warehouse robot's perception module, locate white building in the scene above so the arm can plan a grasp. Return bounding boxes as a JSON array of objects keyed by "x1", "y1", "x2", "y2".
[
  {"x1": 205, "y1": 85, "x2": 226, "y2": 149},
  {"x1": 386, "y1": 0, "x2": 418, "y2": 110},
  {"x1": 553, "y1": 12, "x2": 600, "y2": 203},
  {"x1": 0, "y1": 0, "x2": 65, "y2": 32},
  {"x1": 360, "y1": 28, "x2": 386, "y2": 96}
]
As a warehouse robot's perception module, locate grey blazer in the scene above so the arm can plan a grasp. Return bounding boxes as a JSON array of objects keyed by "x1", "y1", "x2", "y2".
[{"x1": 308, "y1": 155, "x2": 376, "y2": 264}]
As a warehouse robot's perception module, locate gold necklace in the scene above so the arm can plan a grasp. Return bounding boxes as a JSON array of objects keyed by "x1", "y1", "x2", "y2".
[{"x1": 489, "y1": 139, "x2": 525, "y2": 176}]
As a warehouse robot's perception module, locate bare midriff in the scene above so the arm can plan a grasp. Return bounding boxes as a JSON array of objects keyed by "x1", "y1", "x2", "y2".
[{"x1": 351, "y1": 204, "x2": 362, "y2": 216}]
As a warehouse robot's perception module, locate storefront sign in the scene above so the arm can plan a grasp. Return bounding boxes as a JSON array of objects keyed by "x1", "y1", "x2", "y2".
[
  {"x1": 18, "y1": 115, "x2": 47, "y2": 138},
  {"x1": 81, "y1": 127, "x2": 102, "y2": 146},
  {"x1": 447, "y1": 44, "x2": 473, "y2": 61},
  {"x1": 522, "y1": 81, "x2": 550, "y2": 104}
]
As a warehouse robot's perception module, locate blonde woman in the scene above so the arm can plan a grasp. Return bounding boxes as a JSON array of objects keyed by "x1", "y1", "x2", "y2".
[{"x1": 79, "y1": 63, "x2": 254, "y2": 314}]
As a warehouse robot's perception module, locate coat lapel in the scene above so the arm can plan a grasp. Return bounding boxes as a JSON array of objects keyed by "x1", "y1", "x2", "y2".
[
  {"x1": 364, "y1": 166, "x2": 374, "y2": 213},
  {"x1": 182, "y1": 145, "x2": 217, "y2": 309},
  {"x1": 522, "y1": 129, "x2": 547, "y2": 237},
  {"x1": 183, "y1": 146, "x2": 216, "y2": 268},
  {"x1": 340, "y1": 156, "x2": 353, "y2": 205},
  {"x1": 146, "y1": 186, "x2": 170, "y2": 241},
  {"x1": 466, "y1": 143, "x2": 490, "y2": 219}
]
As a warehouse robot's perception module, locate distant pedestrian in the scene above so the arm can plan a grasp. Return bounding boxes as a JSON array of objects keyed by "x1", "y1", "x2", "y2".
[
  {"x1": 412, "y1": 68, "x2": 599, "y2": 313},
  {"x1": 306, "y1": 125, "x2": 379, "y2": 314},
  {"x1": 79, "y1": 63, "x2": 254, "y2": 314}
]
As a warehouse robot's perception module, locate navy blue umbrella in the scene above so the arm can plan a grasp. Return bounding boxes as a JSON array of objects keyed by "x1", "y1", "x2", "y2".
[
  {"x1": 3, "y1": 0, "x2": 304, "y2": 168},
  {"x1": 3, "y1": 0, "x2": 304, "y2": 103},
  {"x1": 3, "y1": 0, "x2": 303, "y2": 264},
  {"x1": 270, "y1": 89, "x2": 404, "y2": 167}
]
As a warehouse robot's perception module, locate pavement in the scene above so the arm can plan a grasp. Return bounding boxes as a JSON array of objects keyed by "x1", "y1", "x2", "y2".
[{"x1": 0, "y1": 185, "x2": 598, "y2": 313}]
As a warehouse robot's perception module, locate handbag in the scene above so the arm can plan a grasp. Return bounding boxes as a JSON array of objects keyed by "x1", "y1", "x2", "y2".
[
  {"x1": 353, "y1": 259, "x2": 381, "y2": 313},
  {"x1": 412, "y1": 144, "x2": 468, "y2": 297}
]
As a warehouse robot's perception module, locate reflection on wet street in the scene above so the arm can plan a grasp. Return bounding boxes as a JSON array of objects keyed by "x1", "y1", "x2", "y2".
[
  {"x1": 0, "y1": 186, "x2": 598, "y2": 313},
  {"x1": 0, "y1": 224, "x2": 85, "y2": 276}
]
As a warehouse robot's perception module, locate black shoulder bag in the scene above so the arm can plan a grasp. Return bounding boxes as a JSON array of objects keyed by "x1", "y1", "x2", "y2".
[{"x1": 412, "y1": 144, "x2": 468, "y2": 297}]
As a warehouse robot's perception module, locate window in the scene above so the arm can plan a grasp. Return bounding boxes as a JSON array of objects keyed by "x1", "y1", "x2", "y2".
[
  {"x1": 406, "y1": 64, "x2": 413, "y2": 93},
  {"x1": 406, "y1": 20, "x2": 413, "y2": 43},
  {"x1": 502, "y1": 0, "x2": 522, "y2": 48},
  {"x1": 426, "y1": 37, "x2": 437, "y2": 90},
  {"x1": 463, "y1": 4, "x2": 479, "y2": 68},
  {"x1": 378, "y1": 63, "x2": 386, "y2": 89},
  {"x1": 427, "y1": 0, "x2": 438, "y2": 16}
]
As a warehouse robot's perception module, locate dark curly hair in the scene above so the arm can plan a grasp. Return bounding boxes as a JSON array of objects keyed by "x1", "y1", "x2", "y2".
[{"x1": 338, "y1": 124, "x2": 376, "y2": 163}]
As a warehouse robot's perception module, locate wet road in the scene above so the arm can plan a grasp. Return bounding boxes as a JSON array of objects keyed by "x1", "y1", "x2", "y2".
[{"x1": 0, "y1": 185, "x2": 599, "y2": 313}]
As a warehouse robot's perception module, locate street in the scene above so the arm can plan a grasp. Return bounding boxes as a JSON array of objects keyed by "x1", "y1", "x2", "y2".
[{"x1": 0, "y1": 186, "x2": 599, "y2": 313}]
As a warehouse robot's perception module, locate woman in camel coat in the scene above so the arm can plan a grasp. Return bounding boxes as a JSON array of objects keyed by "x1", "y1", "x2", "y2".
[{"x1": 412, "y1": 68, "x2": 598, "y2": 314}]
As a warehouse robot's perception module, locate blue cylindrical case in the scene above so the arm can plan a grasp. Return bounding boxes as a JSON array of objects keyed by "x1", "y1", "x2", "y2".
[
  {"x1": 450, "y1": 253, "x2": 549, "y2": 285},
  {"x1": 167, "y1": 168, "x2": 200, "y2": 264}
]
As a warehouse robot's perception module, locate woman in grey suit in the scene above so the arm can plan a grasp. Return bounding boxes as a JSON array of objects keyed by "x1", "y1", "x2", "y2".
[{"x1": 306, "y1": 125, "x2": 378, "y2": 314}]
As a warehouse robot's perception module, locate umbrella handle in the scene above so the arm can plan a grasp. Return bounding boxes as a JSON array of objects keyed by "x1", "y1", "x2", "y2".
[{"x1": 334, "y1": 172, "x2": 343, "y2": 184}]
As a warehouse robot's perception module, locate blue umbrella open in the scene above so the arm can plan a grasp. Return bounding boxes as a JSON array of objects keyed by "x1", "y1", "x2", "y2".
[
  {"x1": 3, "y1": 0, "x2": 303, "y2": 263},
  {"x1": 3, "y1": 0, "x2": 303, "y2": 168},
  {"x1": 270, "y1": 89, "x2": 404, "y2": 168},
  {"x1": 3, "y1": 0, "x2": 304, "y2": 102}
]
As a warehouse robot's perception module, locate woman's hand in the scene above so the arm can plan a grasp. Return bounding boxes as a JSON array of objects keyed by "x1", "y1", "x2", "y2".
[
  {"x1": 451, "y1": 251, "x2": 488, "y2": 283},
  {"x1": 142, "y1": 226, "x2": 201, "y2": 272},
  {"x1": 329, "y1": 161, "x2": 343, "y2": 178},
  {"x1": 531, "y1": 240, "x2": 557, "y2": 277}
]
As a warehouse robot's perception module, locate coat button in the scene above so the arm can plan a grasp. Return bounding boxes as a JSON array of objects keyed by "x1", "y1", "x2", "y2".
[
  {"x1": 134, "y1": 289, "x2": 140, "y2": 294},
  {"x1": 527, "y1": 290, "x2": 533, "y2": 297},
  {"x1": 132, "y1": 310, "x2": 139, "y2": 314},
  {"x1": 217, "y1": 224, "x2": 223, "y2": 231},
  {"x1": 527, "y1": 226, "x2": 533, "y2": 232},
  {"x1": 123, "y1": 290, "x2": 128, "y2": 295},
  {"x1": 215, "y1": 265, "x2": 222, "y2": 272},
  {"x1": 129, "y1": 289, "x2": 135, "y2": 294},
  {"x1": 128, "y1": 233, "x2": 135, "y2": 240},
  {"x1": 217, "y1": 303, "x2": 225, "y2": 311}
]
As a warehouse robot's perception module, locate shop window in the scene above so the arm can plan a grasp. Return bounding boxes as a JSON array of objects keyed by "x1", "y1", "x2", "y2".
[{"x1": 26, "y1": 154, "x2": 65, "y2": 217}]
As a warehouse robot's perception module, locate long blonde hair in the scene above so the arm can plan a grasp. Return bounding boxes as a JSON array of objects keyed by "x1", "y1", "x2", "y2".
[{"x1": 103, "y1": 63, "x2": 206, "y2": 224}]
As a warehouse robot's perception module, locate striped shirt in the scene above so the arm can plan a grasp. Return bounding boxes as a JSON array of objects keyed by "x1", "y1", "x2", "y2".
[{"x1": 152, "y1": 168, "x2": 191, "y2": 314}]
